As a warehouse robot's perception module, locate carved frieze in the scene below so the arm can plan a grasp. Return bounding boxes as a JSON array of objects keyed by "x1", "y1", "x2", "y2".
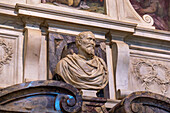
[
  {"x1": 129, "y1": 57, "x2": 170, "y2": 96},
  {"x1": 0, "y1": 39, "x2": 13, "y2": 73}
]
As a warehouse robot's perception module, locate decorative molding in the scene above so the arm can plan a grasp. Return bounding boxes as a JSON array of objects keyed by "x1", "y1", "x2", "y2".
[
  {"x1": 129, "y1": 45, "x2": 170, "y2": 55},
  {"x1": 129, "y1": 45, "x2": 170, "y2": 62},
  {"x1": 0, "y1": 39, "x2": 13, "y2": 73},
  {"x1": 0, "y1": 0, "x2": 26, "y2": 5},
  {"x1": 131, "y1": 58, "x2": 170, "y2": 95},
  {"x1": 0, "y1": 3, "x2": 16, "y2": 16},
  {"x1": 15, "y1": 3, "x2": 136, "y2": 33},
  {"x1": 133, "y1": 27, "x2": 170, "y2": 42}
]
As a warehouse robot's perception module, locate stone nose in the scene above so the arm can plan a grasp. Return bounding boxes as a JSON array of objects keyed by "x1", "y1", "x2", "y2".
[{"x1": 89, "y1": 40, "x2": 95, "y2": 46}]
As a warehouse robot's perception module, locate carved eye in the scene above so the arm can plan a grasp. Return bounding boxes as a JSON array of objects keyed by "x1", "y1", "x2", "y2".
[{"x1": 88, "y1": 38, "x2": 95, "y2": 42}]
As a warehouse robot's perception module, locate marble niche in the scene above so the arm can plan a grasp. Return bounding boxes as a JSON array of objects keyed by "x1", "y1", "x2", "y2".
[{"x1": 48, "y1": 32, "x2": 109, "y2": 97}]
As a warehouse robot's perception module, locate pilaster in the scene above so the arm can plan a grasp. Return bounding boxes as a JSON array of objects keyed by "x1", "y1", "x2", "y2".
[
  {"x1": 23, "y1": 16, "x2": 46, "y2": 82},
  {"x1": 109, "y1": 30, "x2": 132, "y2": 99}
]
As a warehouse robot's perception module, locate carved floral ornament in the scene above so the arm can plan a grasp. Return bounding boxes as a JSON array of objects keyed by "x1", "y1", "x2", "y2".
[
  {"x1": 132, "y1": 59, "x2": 170, "y2": 95},
  {"x1": 0, "y1": 39, "x2": 13, "y2": 73}
]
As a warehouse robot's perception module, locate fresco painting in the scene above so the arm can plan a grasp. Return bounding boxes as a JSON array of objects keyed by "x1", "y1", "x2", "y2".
[
  {"x1": 42, "y1": 0, "x2": 105, "y2": 14},
  {"x1": 130, "y1": 0, "x2": 170, "y2": 31}
]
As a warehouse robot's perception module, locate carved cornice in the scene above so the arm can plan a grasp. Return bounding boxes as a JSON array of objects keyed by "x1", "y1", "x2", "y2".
[
  {"x1": 0, "y1": 39, "x2": 13, "y2": 73},
  {"x1": 0, "y1": 3, "x2": 16, "y2": 16},
  {"x1": 0, "y1": 2, "x2": 169, "y2": 41},
  {"x1": 133, "y1": 27, "x2": 170, "y2": 42},
  {"x1": 15, "y1": 3, "x2": 136, "y2": 33}
]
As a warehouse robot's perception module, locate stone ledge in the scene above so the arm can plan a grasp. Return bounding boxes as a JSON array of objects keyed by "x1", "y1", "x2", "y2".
[
  {"x1": 134, "y1": 27, "x2": 170, "y2": 42},
  {"x1": 15, "y1": 3, "x2": 136, "y2": 33},
  {"x1": 0, "y1": 3, "x2": 16, "y2": 16}
]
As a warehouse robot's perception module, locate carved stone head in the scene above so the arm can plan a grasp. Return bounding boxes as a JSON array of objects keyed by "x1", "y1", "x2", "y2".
[{"x1": 76, "y1": 31, "x2": 96, "y2": 58}]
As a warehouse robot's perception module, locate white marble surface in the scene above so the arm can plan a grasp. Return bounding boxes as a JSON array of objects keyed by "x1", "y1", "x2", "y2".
[
  {"x1": 0, "y1": 27, "x2": 23, "y2": 88},
  {"x1": 81, "y1": 90, "x2": 97, "y2": 97},
  {"x1": 0, "y1": 2, "x2": 169, "y2": 100},
  {"x1": 0, "y1": 0, "x2": 26, "y2": 5}
]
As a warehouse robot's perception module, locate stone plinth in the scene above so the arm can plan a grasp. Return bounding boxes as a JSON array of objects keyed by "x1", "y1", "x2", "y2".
[{"x1": 81, "y1": 89, "x2": 98, "y2": 97}]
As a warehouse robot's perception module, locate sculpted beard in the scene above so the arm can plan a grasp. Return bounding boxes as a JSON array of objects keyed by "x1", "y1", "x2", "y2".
[{"x1": 84, "y1": 44, "x2": 95, "y2": 56}]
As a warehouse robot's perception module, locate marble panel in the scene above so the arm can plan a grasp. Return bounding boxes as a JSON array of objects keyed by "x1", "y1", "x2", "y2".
[
  {"x1": 0, "y1": 32, "x2": 23, "y2": 88},
  {"x1": 129, "y1": 56, "x2": 170, "y2": 97}
]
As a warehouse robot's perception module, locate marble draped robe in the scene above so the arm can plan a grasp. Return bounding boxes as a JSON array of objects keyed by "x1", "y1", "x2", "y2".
[{"x1": 55, "y1": 53, "x2": 108, "y2": 90}]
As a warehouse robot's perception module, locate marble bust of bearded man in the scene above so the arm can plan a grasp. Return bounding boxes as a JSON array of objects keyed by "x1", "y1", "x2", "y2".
[{"x1": 55, "y1": 31, "x2": 108, "y2": 90}]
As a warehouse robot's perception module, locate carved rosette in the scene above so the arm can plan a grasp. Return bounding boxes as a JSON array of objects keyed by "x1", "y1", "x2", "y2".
[
  {"x1": 0, "y1": 40, "x2": 13, "y2": 73},
  {"x1": 131, "y1": 58, "x2": 170, "y2": 95}
]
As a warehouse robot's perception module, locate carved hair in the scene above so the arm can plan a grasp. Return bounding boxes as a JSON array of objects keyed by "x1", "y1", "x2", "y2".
[{"x1": 75, "y1": 31, "x2": 95, "y2": 47}]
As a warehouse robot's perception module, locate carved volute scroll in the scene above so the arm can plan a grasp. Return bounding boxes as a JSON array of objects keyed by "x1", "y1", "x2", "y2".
[
  {"x1": 110, "y1": 91, "x2": 170, "y2": 113},
  {"x1": 106, "y1": 0, "x2": 155, "y2": 28},
  {"x1": 0, "y1": 39, "x2": 13, "y2": 73},
  {"x1": 0, "y1": 80, "x2": 82, "y2": 112},
  {"x1": 129, "y1": 0, "x2": 170, "y2": 31},
  {"x1": 142, "y1": 14, "x2": 154, "y2": 26}
]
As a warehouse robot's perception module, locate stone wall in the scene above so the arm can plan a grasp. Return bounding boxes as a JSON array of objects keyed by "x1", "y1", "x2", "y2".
[{"x1": 0, "y1": 0, "x2": 169, "y2": 107}]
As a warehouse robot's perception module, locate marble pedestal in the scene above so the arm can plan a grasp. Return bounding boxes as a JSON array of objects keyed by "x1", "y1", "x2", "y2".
[{"x1": 81, "y1": 89, "x2": 97, "y2": 97}]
